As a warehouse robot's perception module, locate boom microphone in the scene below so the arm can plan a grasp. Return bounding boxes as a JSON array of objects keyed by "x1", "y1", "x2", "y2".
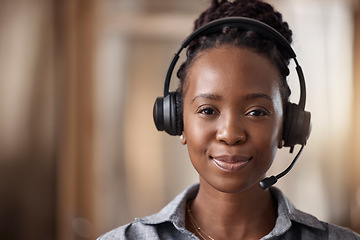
[{"x1": 259, "y1": 145, "x2": 305, "y2": 190}]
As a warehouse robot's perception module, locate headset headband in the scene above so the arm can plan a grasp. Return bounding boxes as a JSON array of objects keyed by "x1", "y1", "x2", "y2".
[{"x1": 163, "y1": 17, "x2": 306, "y2": 110}]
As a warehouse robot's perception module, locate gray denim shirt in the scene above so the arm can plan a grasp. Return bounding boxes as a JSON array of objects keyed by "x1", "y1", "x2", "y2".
[{"x1": 98, "y1": 184, "x2": 360, "y2": 239}]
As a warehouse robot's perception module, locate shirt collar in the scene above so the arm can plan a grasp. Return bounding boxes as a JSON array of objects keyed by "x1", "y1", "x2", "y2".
[
  {"x1": 137, "y1": 184, "x2": 326, "y2": 235},
  {"x1": 268, "y1": 186, "x2": 326, "y2": 237},
  {"x1": 137, "y1": 184, "x2": 199, "y2": 229}
]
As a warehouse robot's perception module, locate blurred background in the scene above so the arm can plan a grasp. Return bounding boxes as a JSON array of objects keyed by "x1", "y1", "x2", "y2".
[{"x1": 0, "y1": 0, "x2": 359, "y2": 239}]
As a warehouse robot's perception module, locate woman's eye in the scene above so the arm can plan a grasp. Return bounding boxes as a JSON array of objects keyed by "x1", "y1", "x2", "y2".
[
  {"x1": 197, "y1": 106, "x2": 217, "y2": 115},
  {"x1": 201, "y1": 108, "x2": 215, "y2": 115},
  {"x1": 247, "y1": 109, "x2": 269, "y2": 117}
]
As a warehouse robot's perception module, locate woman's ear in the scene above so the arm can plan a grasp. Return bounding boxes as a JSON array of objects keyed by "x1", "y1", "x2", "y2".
[{"x1": 180, "y1": 133, "x2": 187, "y2": 145}]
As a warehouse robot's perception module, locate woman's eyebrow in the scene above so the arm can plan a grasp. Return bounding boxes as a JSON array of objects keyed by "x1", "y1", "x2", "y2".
[
  {"x1": 192, "y1": 93, "x2": 222, "y2": 102},
  {"x1": 192, "y1": 93, "x2": 272, "y2": 102},
  {"x1": 244, "y1": 93, "x2": 273, "y2": 101}
]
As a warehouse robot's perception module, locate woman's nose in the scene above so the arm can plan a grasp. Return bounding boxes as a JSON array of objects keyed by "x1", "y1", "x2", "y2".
[{"x1": 216, "y1": 115, "x2": 247, "y2": 145}]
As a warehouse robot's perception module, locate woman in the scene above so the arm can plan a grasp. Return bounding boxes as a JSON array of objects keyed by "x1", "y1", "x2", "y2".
[{"x1": 98, "y1": 0, "x2": 360, "y2": 239}]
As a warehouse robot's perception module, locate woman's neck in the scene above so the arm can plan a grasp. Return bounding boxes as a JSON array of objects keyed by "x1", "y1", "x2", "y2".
[{"x1": 187, "y1": 179, "x2": 277, "y2": 240}]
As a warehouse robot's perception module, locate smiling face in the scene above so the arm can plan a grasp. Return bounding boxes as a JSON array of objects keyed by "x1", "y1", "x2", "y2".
[{"x1": 181, "y1": 46, "x2": 284, "y2": 193}]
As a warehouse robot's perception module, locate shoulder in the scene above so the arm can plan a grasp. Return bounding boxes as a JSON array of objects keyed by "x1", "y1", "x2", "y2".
[
  {"x1": 97, "y1": 220, "x2": 197, "y2": 240},
  {"x1": 97, "y1": 223, "x2": 130, "y2": 240},
  {"x1": 281, "y1": 219, "x2": 360, "y2": 240},
  {"x1": 97, "y1": 184, "x2": 200, "y2": 240},
  {"x1": 326, "y1": 222, "x2": 360, "y2": 240},
  {"x1": 96, "y1": 221, "x2": 161, "y2": 240},
  {"x1": 268, "y1": 187, "x2": 360, "y2": 239}
]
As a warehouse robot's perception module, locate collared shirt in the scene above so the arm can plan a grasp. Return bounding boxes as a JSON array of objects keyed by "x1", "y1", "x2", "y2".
[{"x1": 98, "y1": 184, "x2": 360, "y2": 239}]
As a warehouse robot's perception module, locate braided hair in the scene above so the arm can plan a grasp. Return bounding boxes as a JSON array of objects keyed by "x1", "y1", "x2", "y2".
[{"x1": 177, "y1": 0, "x2": 293, "y2": 108}]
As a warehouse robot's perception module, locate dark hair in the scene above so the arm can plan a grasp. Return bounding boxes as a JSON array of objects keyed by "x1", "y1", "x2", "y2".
[{"x1": 177, "y1": 0, "x2": 292, "y2": 107}]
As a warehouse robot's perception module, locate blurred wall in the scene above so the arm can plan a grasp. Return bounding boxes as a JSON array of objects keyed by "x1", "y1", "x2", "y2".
[
  {"x1": 352, "y1": 0, "x2": 360, "y2": 231},
  {"x1": 0, "y1": 0, "x2": 56, "y2": 239},
  {"x1": 0, "y1": 0, "x2": 359, "y2": 240}
]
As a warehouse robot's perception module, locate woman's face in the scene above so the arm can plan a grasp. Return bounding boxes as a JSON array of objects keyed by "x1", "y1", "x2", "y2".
[{"x1": 182, "y1": 46, "x2": 284, "y2": 193}]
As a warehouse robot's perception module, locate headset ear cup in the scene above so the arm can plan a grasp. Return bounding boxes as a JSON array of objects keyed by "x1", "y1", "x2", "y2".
[
  {"x1": 175, "y1": 93, "x2": 183, "y2": 134},
  {"x1": 153, "y1": 97, "x2": 164, "y2": 131},
  {"x1": 160, "y1": 92, "x2": 181, "y2": 136},
  {"x1": 282, "y1": 102, "x2": 293, "y2": 147},
  {"x1": 301, "y1": 110, "x2": 311, "y2": 144},
  {"x1": 283, "y1": 103, "x2": 311, "y2": 148}
]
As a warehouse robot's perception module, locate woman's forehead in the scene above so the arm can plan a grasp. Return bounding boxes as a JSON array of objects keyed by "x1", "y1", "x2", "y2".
[{"x1": 185, "y1": 47, "x2": 282, "y2": 96}]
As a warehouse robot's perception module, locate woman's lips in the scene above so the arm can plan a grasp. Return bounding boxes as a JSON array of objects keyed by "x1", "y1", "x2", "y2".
[{"x1": 211, "y1": 155, "x2": 252, "y2": 172}]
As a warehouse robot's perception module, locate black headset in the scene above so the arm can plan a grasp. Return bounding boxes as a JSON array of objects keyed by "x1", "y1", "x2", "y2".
[{"x1": 153, "y1": 17, "x2": 311, "y2": 151}]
